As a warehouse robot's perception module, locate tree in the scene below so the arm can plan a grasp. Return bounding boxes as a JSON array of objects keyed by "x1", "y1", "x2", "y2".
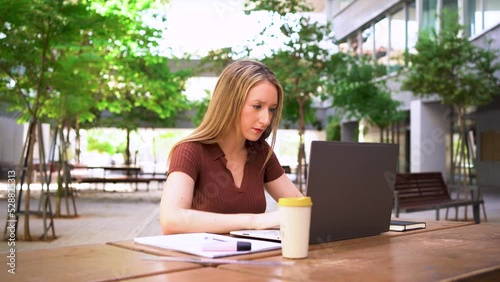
[
  {"x1": 402, "y1": 11, "x2": 500, "y2": 185},
  {"x1": 0, "y1": 0, "x2": 183, "y2": 238},
  {"x1": 0, "y1": 0, "x2": 111, "y2": 239},
  {"x1": 83, "y1": 54, "x2": 192, "y2": 165}
]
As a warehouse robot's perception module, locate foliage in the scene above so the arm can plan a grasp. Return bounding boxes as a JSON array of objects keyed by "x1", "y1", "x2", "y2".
[
  {"x1": 190, "y1": 90, "x2": 211, "y2": 127},
  {"x1": 0, "y1": 0, "x2": 190, "y2": 234},
  {"x1": 0, "y1": 0, "x2": 191, "y2": 129},
  {"x1": 246, "y1": 0, "x2": 335, "y2": 134},
  {"x1": 327, "y1": 53, "x2": 405, "y2": 132},
  {"x1": 401, "y1": 10, "x2": 500, "y2": 184},
  {"x1": 325, "y1": 116, "x2": 341, "y2": 141},
  {"x1": 87, "y1": 130, "x2": 126, "y2": 155},
  {"x1": 83, "y1": 54, "x2": 192, "y2": 130}
]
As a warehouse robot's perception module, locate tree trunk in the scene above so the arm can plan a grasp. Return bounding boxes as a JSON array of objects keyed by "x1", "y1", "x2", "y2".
[
  {"x1": 296, "y1": 96, "x2": 307, "y2": 194},
  {"x1": 455, "y1": 105, "x2": 470, "y2": 220},
  {"x1": 55, "y1": 124, "x2": 63, "y2": 218},
  {"x1": 23, "y1": 122, "x2": 38, "y2": 241},
  {"x1": 125, "y1": 129, "x2": 131, "y2": 166},
  {"x1": 75, "y1": 119, "x2": 81, "y2": 164}
]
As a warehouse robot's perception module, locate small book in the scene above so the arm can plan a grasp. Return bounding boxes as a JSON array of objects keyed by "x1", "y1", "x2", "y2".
[{"x1": 389, "y1": 220, "x2": 426, "y2": 232}]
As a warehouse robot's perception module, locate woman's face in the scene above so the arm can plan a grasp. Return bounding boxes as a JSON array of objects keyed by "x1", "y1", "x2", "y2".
[{"x1": 240, "y1": 80, "x2": 278, "y2": 141}]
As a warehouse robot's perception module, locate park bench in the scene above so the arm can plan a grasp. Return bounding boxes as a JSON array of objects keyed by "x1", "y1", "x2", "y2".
[
  {"x1": 393, "y1": 172, "x2": 484, "y2": 223},
  {"x1": 71, "y1": 175, "x2": 151, "y2": 191},
  {"x1": 139, "y1": 171, "x2": 167, "y2": 190}
]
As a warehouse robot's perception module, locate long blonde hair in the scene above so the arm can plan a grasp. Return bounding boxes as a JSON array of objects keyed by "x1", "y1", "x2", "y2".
[{"x1": 169, "y1": 59, "x2": 284, "y2": 163}]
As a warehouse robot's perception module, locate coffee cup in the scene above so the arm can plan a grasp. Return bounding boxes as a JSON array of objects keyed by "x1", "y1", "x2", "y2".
[{"x1": 278, "y1": 196, "x2": 312, "y2": 259}]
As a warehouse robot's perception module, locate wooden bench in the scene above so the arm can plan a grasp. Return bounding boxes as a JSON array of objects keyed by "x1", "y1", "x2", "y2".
[
  {"x1": 71, "y1": 176, "x2": 151, "y2": 191},
  {"x1": 139, "y1": 172, "x2": 167, "y2": 190},
  {"x1": 393, "y1": 172, "x2": 483, "y2": 223}
]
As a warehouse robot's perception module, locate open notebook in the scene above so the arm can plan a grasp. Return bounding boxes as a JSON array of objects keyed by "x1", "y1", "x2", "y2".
[{"x1": 134, "y1": 232, "x2": 281, "y2": 258}]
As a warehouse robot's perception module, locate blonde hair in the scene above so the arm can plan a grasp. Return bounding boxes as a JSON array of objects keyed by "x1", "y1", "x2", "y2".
[{"x1": 169, "y1": 59, "x2": 283, "y2": 164}]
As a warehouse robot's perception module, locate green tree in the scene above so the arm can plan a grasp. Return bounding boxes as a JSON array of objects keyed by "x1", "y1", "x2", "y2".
[
  {"x1": 85, "y1": 54, "x2": 192, "y2": 165},
  {"x1": 0, "y1": 0, "x2": 110, "y2": 238},
  {"x1": 402, "y1": 11, "x2": 500, "y2": 185},
  {"x1": 0, "y1": 0, "x2": 182, "y2": 238}
]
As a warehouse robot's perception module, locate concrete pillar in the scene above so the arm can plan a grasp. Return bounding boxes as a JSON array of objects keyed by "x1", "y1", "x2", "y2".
[
  {"x1": 0, "y1": 117, "x2": 25, "y2": 166},
  {"x1": 341, "y1": 121, "x2": 359, "y2": 142},
  {"x1": 410, "y1": 100, "x2": 449, "y2": 178}
]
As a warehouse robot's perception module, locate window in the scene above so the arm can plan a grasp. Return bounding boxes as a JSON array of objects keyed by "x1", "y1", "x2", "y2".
[
  {"x1": 484, "y1": 0, "x2": 500, "y2": 31},
  {"x1": 465, "y1": 0, "x2": 481, "y2": 37},
  {"x1": 361, "y1": 25, "x2": 374, "y2": 58},
  {"x1": 390, "y1": 8, "x2": 405, "y2": 72},
  {"x1": 422, "y1": 0, "x2": 438, "y2": 32},
  {"x1": 407, "y1": 1, "x2": 418, "y2": 52},
  {"x1": 374, "y1": 17, "x2": 389, "y2": 65}
]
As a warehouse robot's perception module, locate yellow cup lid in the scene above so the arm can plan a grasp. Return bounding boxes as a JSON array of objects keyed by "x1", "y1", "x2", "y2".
[{"x1": 278, "y1": 197, "x2": 312, "y2": 207}]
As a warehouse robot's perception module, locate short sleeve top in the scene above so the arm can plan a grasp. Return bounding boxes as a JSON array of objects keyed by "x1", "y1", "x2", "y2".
[{"x1": 168, "y1": 139, "x2": 284, "y2": 214}]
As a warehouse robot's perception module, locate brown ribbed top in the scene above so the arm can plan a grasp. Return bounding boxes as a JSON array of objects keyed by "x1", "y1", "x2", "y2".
[{"x1": 168, "y1": 140, "x2": 284, "y2": 214}]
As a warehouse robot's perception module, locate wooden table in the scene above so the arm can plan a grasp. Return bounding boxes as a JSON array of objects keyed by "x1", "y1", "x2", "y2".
[
  {"x1": 2, "y1": 221, "x2": 497, "y2": 281},
  {"x1": 219, "y1": 223, "x2": 500, "y2": 281},
  {"x1": 0, "y1": 243, "x2": 201, "y2": 282},
  {"x1": 108, "y1": 219, "x2": 474, "y2": 259}
]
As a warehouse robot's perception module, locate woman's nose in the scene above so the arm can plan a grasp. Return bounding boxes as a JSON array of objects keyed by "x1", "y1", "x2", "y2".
[{"x1": 259, "y1": 110, "x2": 271, "y2": 125}]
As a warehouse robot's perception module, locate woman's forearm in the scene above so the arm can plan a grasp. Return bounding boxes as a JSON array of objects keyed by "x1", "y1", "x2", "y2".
[{"x1": 160, "y1": 209, "x2": 279, "y2": 235}]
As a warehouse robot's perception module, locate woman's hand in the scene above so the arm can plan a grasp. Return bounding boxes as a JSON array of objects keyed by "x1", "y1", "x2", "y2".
[{"x1": 251, "y1": 210, "x2": 280, "y2": 230}]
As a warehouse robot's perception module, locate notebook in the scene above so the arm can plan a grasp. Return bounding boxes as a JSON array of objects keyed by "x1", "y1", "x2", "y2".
[
  {"x1": 134, "y1": 233, "x2": 281, "y2": 258},
  {"x1": 231, "y1": 140, "x2": 399, "y2": 244}
]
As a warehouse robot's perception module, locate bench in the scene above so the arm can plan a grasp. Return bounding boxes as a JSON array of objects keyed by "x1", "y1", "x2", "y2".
[
  {"x1": 71, "y1": 176, "x2": 151, "y2": 191},
  {"x1": 139, "y1": 172, "x2": 167, "y2": 190},
  {"x1": 393, "y1": 172, "x2": 484, "y2": 223}
]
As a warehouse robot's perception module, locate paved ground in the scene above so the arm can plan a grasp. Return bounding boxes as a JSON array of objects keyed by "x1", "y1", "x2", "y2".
[{"x1": 0, "y1": 182, "x2": 499, "y2": 252}]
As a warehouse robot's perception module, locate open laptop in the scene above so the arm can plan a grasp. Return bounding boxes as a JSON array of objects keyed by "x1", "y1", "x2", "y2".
[{"x1": 230, "y1": 140, "x2": 399, "y2": 244}]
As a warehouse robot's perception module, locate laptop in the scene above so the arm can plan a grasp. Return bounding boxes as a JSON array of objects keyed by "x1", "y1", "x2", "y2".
[{"x1": 230, "y1": 140, "x2": 399, "y2": 244}]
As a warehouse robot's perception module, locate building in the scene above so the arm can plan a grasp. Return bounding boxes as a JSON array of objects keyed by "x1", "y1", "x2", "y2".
[{"x1": 327, "y1": 0, "x2": 500, "y2": 188}]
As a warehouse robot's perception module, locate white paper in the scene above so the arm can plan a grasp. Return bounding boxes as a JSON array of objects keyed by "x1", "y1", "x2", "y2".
[{"x1": 134, "y1": 233, "x2": 281, "y2": 258}]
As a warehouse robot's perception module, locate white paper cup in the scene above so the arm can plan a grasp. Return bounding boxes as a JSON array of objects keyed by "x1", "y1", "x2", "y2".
[{"x1": 278, "y1": 197, "x2": 312, "y2": 259}]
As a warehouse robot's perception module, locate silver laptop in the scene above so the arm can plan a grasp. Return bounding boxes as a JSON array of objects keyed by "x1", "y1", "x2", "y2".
[{"x1": 231, "y1": 140, "x2": 399, "y2": 244}]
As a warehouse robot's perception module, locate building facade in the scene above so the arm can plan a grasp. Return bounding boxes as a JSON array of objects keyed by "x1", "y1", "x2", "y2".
[{"x1": 327, "y1": 0, "x2": 500, "y2": 188}]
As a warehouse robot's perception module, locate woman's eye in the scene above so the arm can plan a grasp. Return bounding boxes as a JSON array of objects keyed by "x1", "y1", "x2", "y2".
[
  {"x1": 269, "y1": 108, "x2": 277, "y2": 113},
  {"x1": 253, "y1": 105, "x2": 261, "y2": 109}
]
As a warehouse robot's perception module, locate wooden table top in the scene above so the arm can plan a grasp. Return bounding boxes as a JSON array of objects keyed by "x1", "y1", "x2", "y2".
[
  {"x1": 1, "y1": 221, "x2": 496, "y2": 281},
  {"x1": 219, "y1": 223, "x2": 500, "y2": 282},
  {"x1": 108, "y1": 219, "x2": 474, "y2": 260},
  {"x1": 0, "y1": 243, "x2": 201, "y2": 282}
]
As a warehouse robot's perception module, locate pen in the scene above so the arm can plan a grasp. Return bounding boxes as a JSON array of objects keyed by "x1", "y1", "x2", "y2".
[{"x1": 202, "y1": 241, "x2": 252, "y2": 252}]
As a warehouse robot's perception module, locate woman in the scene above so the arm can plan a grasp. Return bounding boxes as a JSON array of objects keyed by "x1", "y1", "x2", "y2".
[{"x1": 160, "y1": 59, "x2": 303, "y2": 235}]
